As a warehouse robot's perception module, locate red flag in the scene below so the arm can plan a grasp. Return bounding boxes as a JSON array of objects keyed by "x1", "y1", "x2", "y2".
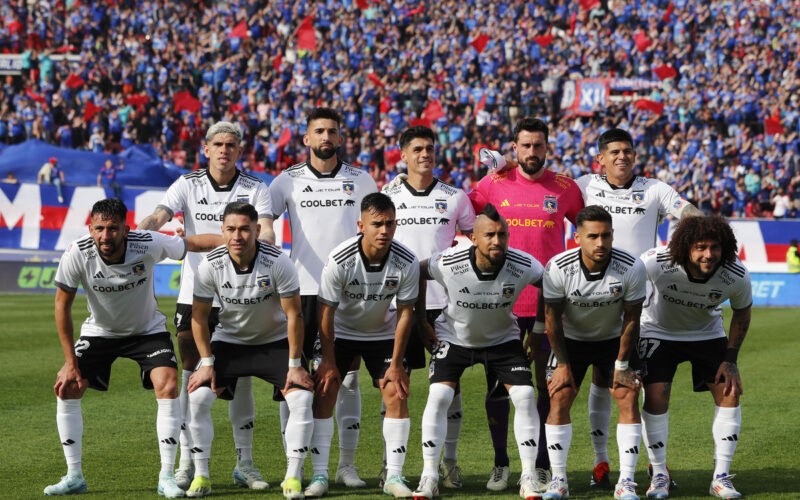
[
  {"x1": 634, "y1": 31, "x2": 653, "y2": 52},
  {"x1": 409, "y1": 118, "x2": 432, "y2": 128},
  {"x1": 84, "y1": 101, "x2": 102, "y2": 122},
  {"x1": 277, "y1": 128, "x2": 292, "y2": 147},
  {"x1": 125, "y1": 94, "x2": 149, "y2": 108},
  {"x1": 273, "y1": 54, "x2": 283, "y2": 73},
  {"x1": 229, "y1": 102, "x2": 244, "y2": 114},
  {"x1": 65, "y1": 73, "x2": 85, "y2": 89},
  {"x1": 227, "y1": 20, "x2": 248, "y2": 39},
  {"x1": 469, "y1": 34, "x2": 490, "y2": 54},
  {"x1": 764, "y1": 116, "x2": 785, "y2": 136},
  {"x1": 173, "y1": 91, "x2": 201, "y2": 113},
  {"x1": 474, "y1": 93, "x2": 486, "y2": 117},
  {"x1": 296, "y1": 16, "x2": 316, "y2": 51},
  {"x1": 578, "y1": 0, "x2": 600, "y2": 10},
  {"x1": 634, "y1": 99, "x2": 664, "y2": 115},
  {"x1": 664, "y1": 2, "x2": 674, "y2": 23},
  {"x1": 405, "y1": 3, "x2": 425, "y2": 16},
  {"x1": 653, "y1": 65, "x2": 677, "y2": 80},
  {"x1": 569, "y1": 11, "x2": 577, "y2": 35},
  {"x1": 55, "y1": 45, "x2": 77, "y2": 53},
  {"x1": 26, "y1": 87, "x2": 46, "y2": 104},
  {"x1": 533, "y1": 34, "x2": 554, "y2": 48},
  {"x1": 422, "y1": 100, "x2": 446, "y2": 121},
  {"x1": 356, "y1": 0, "x2": 368, "y2": 8},
  {"x1": 384, "y1": 148, "x2": 402, "y2": 167},
  {"x1": 367, "y1": 73, "x2": 385, "y2": 88}
]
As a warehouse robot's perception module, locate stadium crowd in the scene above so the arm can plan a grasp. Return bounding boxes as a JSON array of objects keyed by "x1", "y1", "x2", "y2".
[{"x1": 0, "y1": 0, "x2": 799, "y2": 218}]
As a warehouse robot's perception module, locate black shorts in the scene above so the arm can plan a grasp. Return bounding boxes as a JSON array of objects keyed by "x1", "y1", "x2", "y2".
[
  {"x1": 406, "y1": 309, "x2": 442, "y2": 370},
  {"x1": 429, "y1": 339, "x2": 533, "y2": 388},
  {"x1": 639, "y1": 337, "x2": 727, "y2": 392},
  {"x1": 551, "y1": 337, "x2": 641, "y2": 388},
  {"x1": 174, "y1": 302, "x2": 220, "y2": 335},
  {"x1": 334, "y1": 338, "x2": 406, "y2": 382},
  {"x1": 209, "y1": 338, "x2": 309, "y2": 400},
  {"x1": 301, "y1": 295, "x2": 321, "y2": 361},
  {"x1": 73, "y1": 332, "x2": 177, "y2": 391}
]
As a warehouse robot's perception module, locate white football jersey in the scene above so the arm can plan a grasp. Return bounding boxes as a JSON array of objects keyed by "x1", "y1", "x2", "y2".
[
  {"x1": 318, "y1": 235, "x2": 419, "y2": 341},
  {"x1": 157, "y1": 169, "x2": 273, "y2": 305},
  {"x1": 640, "y1": 248, "x2": 752, "y2": 341},
  {"x1": 382, "y1": 178, "x2": 475, "y2": 309},
  {"x1": 55, "y1": 231, "x2": 187, "y2": 338},
  {"x1": 194, "y1": 241, "x2": 300, "y2": 345},
  {"x1": 576, "y1": 174, "x2": 688, "y2": 256},
  {"x1": 428, "y1": 244, "x2": 544, "y2": 348},
  {"x1": 543, "y1": 247, "x2": 646, "y2": 341},
  {"x1": 270, "y1": 161, "x2": 378, "y2": 295}
]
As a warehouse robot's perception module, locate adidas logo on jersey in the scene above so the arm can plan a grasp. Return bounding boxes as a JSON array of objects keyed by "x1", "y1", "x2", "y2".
[
  {"x1": 222, "y1": 281, "x2": 233, "y2": 289},
  {"x1": 198, "y1": 198, "x2": 208, "y2": 205},
  {"x1": 500, "y1": 199, "x2": 510, "y2": 207},
  {"x1": 397, "y1": 202, "x2": 408, "y2": 209},
  {"x1": 303, "y1": 185, "x2": 313, "y2": 192},
  {"x1": 348, "y1": 278, "x2": 360, "y2": 286},
  {"x1": 93, "y1": 271, "x2": 105, "y2": 279},
  {"x1": 570, "y1": 289, "x2": 582, "y2": 297},
  {"x1": 595, "y1": 191, "x2": 605, "y2": 198},
  {"x1": 667, "y1": 284, "x2": 678, "y2": 291},
  {"x1": 459, "y1": 286, "x2": 470, "y2": 293}
]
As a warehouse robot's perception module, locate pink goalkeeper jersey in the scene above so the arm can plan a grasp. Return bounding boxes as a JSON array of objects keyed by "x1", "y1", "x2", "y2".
[{"x1": 469, "y1": 168, "x2": 584, "y2": 316}]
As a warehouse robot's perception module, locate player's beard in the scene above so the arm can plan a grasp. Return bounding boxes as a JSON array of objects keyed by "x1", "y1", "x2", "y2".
[
  {"x1": 96, "y1": 240, "x2": 119, "y2": 259},
  {"x1": 519, "y1": 155, "x2": 545, "y2": 176},
  {"x1": 312, "y1": 145, "x2": 337, "y2": 160}
]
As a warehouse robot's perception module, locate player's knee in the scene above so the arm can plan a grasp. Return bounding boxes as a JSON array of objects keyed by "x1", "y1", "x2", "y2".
[
  {"x1": 189, "y1": 385, "x2": 217, "y2": 411},
  {"x1": 285, "y1": 388, "x2": 313, "y2": 415},
  {"x1": 549, "y1": 387, "x2": 574, "y2": 411},
  {"x1": 508, "y1": 384, "x2": 535, "y2": 408},
  {"x1": 151, "y1": 367, "x2": 179, "y2": 398},
  {"x1": 60, "y1": 381, "x2": 88, "y2": 399},
  {"x1": 340, "y1": 370, "x2": 360, "y2": 394},
  {"x1": 427, "y1": 383, "x2": 456, "y2": 412},
  {"x1": 642, "y1": 385, "x2": 669, "y2": 414}
]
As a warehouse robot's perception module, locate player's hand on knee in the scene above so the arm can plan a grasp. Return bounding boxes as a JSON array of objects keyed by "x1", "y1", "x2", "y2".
[
  {"x1": 612, "y1": 367, "x2": 642, "y2": 390},
  {"x1": 547, "y1": 365, "x2": 577, "y2": 398},
  {"x1": 285, "y1": 366, "x2": 314, "y2": 392},
  {"x1": 479, "y1": 148, "x2": 508, "y2": 172},
  {"x1": 715, "y1": 361, "x2": 743, "y2": 397},
  {"x1": 54, "y1": 363, "x2": 86, "y2": 398},
  {"x1": 381, "y1": 365, "x2": 410, "y2": 400},
  {"x1": 188, "y1": 366, "x2": 215, "y2": 393},
  {"x1": 314, "y1": 360, "x2": 340, "y2": 396}
]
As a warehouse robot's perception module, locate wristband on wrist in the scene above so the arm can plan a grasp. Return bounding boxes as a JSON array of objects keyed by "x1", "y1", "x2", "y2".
[
  {"x1": 288, "y1": 357, "x2": 302, "y2": 368},
  {"x1": 724, "y1": 348, "x2": 739, "y2": 363},
  {"x1": 614, "y1": 359, "x2": 629, "y2": 371},
  {"x1": 198, "y1": 356, "x2": 214, "y2": 368},
  {"x1": 532, "y1": 322, "x2": 546, "y2": 334}
]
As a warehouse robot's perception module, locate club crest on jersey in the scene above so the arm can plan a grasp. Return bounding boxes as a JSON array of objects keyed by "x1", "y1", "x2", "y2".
[
  {"x1": 632, "y1": 191, "x2": 644, "y2": 204},
  {"x1": 502, "y1": 285, "x2": 515, "y2": 298},
  {"x1": 384, "y1": 277, "x2": 399, "y2": 290},
  {"x1": 342, "y1": 180, "x2": 355, "y2": 195},
  {"x1": 673, "y1": 199, "x2": 685, "y2": 210},
  {"x1": 131, "y1": 262, "x2": 145, "y2": 276},
  {"x1": 609, "y1": 283, "x2": 622, "y2": 296},
  {"x1": 237, "y1": 194, "x2": 250, "y2": 203},
  {"x1": 257, "y1": 275, "x2": 271, "y2": 290},
  {"x1": 435, "y1": 200, "x2": 447, "y2": 213},
  {"x1": 708, "y1": 289, "x2": 723, "y2": 301},
  {"x1": 543, "y1": 195, "x2": 558, "y2": 214}
]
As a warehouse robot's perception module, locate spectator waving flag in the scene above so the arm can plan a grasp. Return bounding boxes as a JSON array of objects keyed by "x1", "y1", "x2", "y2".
[
  {"x1": 634, "y1": 31, "x2": 653, "y2": 52},
  {"x1": 423, "y1": 100, "x2": 446, "y2": 121},
  {"x1": 635, "y1": 99, "x2": 665, "y2": 115},
  {"x1": 764, "y1": 116, "x2": 785, "y2": 136},
  {"x1": 84, "y1": 101, "x2": 102, "y2": 122},
  {"x1": 173, "y1": 91, "x2": 201, "y2": 114},
  {"x1": 296, "y1": 16, "x2": 316, "y2": 51},
  {"x1": 654, "y1": 65, "x2": 678, "y2": 80},
  {"x1": 469, "y1": 34, "x2": 490, "y2": 54},
  {"x1": 64, "y1": 73, "x2": 85, "y2": 89},
  {"x1": 228, "y1": 20, "x2": 248, "y2": 39},
  {"x1": 534, "y1": 33, "x2": 554, "y2": 48}
]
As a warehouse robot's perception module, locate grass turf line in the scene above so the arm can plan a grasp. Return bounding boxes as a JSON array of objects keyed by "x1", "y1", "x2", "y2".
[{"x1": 1, "y1": 294, "x2": 797, "y2": 498}]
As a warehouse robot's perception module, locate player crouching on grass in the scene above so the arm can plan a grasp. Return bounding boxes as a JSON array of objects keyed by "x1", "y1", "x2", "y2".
[
  {"x1": 540, "y1": 206, "x2": 646, "y2": 500},
  {"x1": 47, "y1": 198, "x2": 223, "y2": 497},
  {"x1": 185, "y1": 202, "x2": 314, "y2": 499},
  {"x1": 412, "y1": 204, "x2": 545, "y2": 500},
  {"x1": 638, "y1": 216, "x2": 751, "y2": 500}
]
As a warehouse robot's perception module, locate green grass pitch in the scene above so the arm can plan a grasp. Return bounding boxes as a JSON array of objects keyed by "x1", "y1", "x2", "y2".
[{"x1": 1, "y1": 294, "x2": 797, "y2": 499}]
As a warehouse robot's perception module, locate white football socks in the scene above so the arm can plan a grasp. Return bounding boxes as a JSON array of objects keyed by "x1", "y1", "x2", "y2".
[
  {"x1": 545, "y1": 423, "x2": 572, "y2": 477},
  {"x1": 712, "y1": 405, "x2": 741, "y2": 477},
  {"x1": 443, "y1": 391, "x2": 463, "y2": 461},
  {"x1": 336, "y1": 370, "x2": 361, "y2": 467},
  {"x1": 284, "y1": 390, "x2": 314, "y2": 480},
  {"x1": 617, "y1": 423, "x2": 642, "y2": 481},
  {"x1": 642, "y1": 409, "x2": 669, "y2": 477},
  {"x1": 383, "y1": 417, "x2": 410, "y2": 477},
  {"x1": 156, "y1": 398, "x2": 181, "y2": 472},
  {"x1": 178, "y1": 369, "x2": 193, "y2": 468},
  {"x1": 229, "y1": 376, "x2": 255, "y2": 464},
  {"x1": 421, "y1": 383, "x2": 455, "y2": 478},
  {"x1": 56, "y1": 397, "x2": 83, "y2": 474},
  {"x1": 309, "y1": 417, "x2": 334, "y2": 478},
  {"x1": 588, "y1": 383, "x2": 612, "y2": 466},
  {"x1": 189, "y1": 386, "x2": 217, "y2": 476},
  {"x1": 509, "y1": 385, "x2": 539, "y2": 475}
]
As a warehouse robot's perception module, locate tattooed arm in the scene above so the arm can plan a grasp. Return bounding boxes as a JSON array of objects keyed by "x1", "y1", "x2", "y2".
[
  {"x1": 545, "y1": 300, "x2": 577, "y2": 397},
  {"x1": 614, "y1": 303, "x2": 642, "y2": 389},
  {"x1": 715, "y1": 306, "x2": 751, "y2": 396}
]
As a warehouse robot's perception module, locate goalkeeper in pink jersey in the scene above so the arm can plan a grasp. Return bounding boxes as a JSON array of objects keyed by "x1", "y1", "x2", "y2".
[{"x1": 469, "y1": 117, "x2": 584, "y2": 492}]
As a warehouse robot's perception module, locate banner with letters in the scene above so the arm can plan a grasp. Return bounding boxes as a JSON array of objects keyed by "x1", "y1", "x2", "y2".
[{"x1": 560, "y1": 79, "x2": 610, "y2": 117}]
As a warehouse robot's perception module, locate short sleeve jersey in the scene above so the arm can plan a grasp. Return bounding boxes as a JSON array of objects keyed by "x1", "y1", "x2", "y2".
[
  {"x1": 318, "y1": 235, "x2": 419, "y2": 341},
  {"x1": 269, "y1": 161, "x2": 378, "y2": 295},
  {"x1": 469, "y1": 168, "x2": 584, "y2": 316},
  {"x1": 640, "y1": 248, "x2": 752, "y2": 341},
  {"x1": 193, "y1": 241, "x2": 300, "y2": 345},
  {"x1": 576, "y1": 174, "x2": 688, "y2": 256},
  {"x1": 543, "y1": 247, "x2": 646, "y2": 341},
  {"x1": 428, "y1": 244, "x2": 545, "y2": 348},
  {"x1": 382, "y1": 178, "x2": 475, "y2": 309},
  {"x1": 54, "y1": 231, "x2": 187, "y2": 338},
  {"x1": 157, "y1": 169, "x2": 273, "y2": 305}
]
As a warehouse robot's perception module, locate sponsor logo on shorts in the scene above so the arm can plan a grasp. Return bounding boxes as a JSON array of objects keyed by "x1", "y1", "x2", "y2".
[
  {"x1": 148, "y1": 348, "x2": 173, "y2": 358},
  {"x1": 511, "y1": 366, "x2": 531, "y2": 372}
]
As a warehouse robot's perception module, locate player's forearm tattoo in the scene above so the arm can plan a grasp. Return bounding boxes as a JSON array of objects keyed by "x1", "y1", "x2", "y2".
[
  {"x1": 137, "y1": 208, "x2": 169, "y2": 230},
  {"x1": 616, "y1": 368, "x2": 639, "y2": 388},
  {"x1": 729, "y1": 308, "x2": 751, "y2": 351},
  {"x1": 619, "y1": 305, "x2": 642, "y2": 361}
]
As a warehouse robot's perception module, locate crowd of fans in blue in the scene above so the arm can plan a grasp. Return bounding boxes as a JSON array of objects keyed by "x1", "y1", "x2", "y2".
[{"x1": 0, "y1": 0, "x2": 798, "y2": 218}]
